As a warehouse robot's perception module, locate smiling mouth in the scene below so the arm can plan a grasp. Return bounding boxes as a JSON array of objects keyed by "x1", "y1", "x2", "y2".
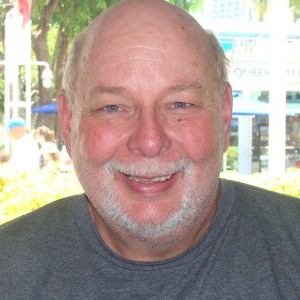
[{"x1": 126, "y1": 174, "x2": 173, "y2": 183}]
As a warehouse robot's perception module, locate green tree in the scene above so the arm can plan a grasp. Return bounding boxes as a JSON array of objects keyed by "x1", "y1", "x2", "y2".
[
  {"x1": 167, "y1": 0, "x2": 204, "y2": 12},
  {"x1": 252, "y1": 0, "x2": 300, "y2": 21},
  {"x1": 290, "y1": 0, "x2": 300, "y2": 21},
  {"x1": 252, "y1": 0, "x2": 267, "y2": 21}
]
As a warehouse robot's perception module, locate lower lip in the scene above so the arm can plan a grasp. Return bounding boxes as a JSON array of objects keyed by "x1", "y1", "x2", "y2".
[{"x1": 118, "y1": 172, "x2": 180, "y2": 196}]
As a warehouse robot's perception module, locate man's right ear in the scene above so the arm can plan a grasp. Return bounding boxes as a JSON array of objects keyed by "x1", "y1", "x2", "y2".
[{"x1": 57, "y1": 90, "x2": 73, "y2": 158}]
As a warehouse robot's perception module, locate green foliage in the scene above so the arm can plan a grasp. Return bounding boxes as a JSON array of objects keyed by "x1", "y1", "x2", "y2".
[
  {"x1": 0, "y1": 77, "x2": 4, "y2": 115},
  {"x1": 290, "y1": 0, "x2": 300, "y2": 21},
  {"x1": 1, "y1": 167, "x2": 299, "y2": 225},
  {"x1": 251, "y1": 0, "x2": 300, "y2": 22},
  {"x1": 0, "y1": 167, "x2": 83, "y2": 225},
  {"x1": 48, "y1": 24, "x2": 59, "y2": 61},
  {"x1": 225, "y1": 146, "x2": 238, "y2": 171},
  {"x1": 167, "y1": 0, "x2": 204, "y2": 12},
  {"x1": 50, "y1": 0, "x2": 120, "y2": 37},
  {"x1": 221, "y1": 169, "x2": 300, "y2": 198}
]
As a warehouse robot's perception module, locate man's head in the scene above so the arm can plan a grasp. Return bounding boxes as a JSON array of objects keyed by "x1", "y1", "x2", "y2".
[
  {"x1": 58, "y1": 0, "x2": 232, "y2": 260},
  {"x1": 6, "y1": 117, "x2": 27, "y2": 140},
  {"x1": 62, "y1": 0, "x2": 229, "y2": 107}
]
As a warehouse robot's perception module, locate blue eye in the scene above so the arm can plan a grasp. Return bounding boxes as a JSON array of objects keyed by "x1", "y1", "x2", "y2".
[
  {"x1": 173, "y1": 102, "x2": 188, "y2": 109},
  {"x1": 104, "y1": 105, "x2": 120, "y2": 112}
]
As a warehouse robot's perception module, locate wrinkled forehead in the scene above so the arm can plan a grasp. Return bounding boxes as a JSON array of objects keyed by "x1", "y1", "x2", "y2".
[
  {"x1": 85, "y1": 1, "x2": 213, "y2": 65},
  {"x1": 89, "y1": 33, "x2": 204, "y2": 70}
]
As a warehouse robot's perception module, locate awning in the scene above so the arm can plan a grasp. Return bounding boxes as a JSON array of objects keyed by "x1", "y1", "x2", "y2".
[
  {"x1": 233, "y1": 97, "x2": 299, "y2": 116},
  {"x1": 31, "y1": 103, "x2": 58, "y2": 114}
]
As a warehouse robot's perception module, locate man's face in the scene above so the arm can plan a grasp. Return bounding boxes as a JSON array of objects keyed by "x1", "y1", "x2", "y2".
[
  {"x1": 59, "y1": 14, "x2": 232, "y2": 249},
  {"x1": 7, "y1": 127, "x2": 23, "y2": 141}
]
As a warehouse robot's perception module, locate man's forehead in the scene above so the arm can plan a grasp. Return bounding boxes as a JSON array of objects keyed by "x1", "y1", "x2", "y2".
[
  {"x1": 84, "y1": 31, "x2": 213, "y2": 91},
  {"x1": 90, "y1": 33, "x2": 174, "y2": 64},
  {"x1": 88, "y1": 23, "x2": 209, "y2": 67},
  {"x1": 78, "y1": 1, "x2": 215, "y2": 93},
  {"x1": 87, "y1": 0, "x2": 206, "y2": 51}
]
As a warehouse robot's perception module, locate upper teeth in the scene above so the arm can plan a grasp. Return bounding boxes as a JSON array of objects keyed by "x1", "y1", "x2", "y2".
[{"x1": 128, "y1": 174, "x2": 172, "y2": 183}]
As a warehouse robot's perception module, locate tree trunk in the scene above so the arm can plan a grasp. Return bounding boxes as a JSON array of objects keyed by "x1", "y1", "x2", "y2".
[
  {"x1": 31, "y1": 0, "x2": 58, "y2": 130},
  {"x1": 53, "y1": 23, "x2": 69, "y2": 93}
]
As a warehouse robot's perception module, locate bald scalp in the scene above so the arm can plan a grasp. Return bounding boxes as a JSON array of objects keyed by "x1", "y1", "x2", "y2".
[{"x1": 62, "y1": 0, "x2": 229, "y2": 104}]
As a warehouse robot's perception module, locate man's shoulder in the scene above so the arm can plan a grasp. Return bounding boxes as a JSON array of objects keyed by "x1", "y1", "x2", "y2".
[
  {"x1": 221, "y1": 178, "x2": 300, "y2": 227},
  {"x1": 0, "y1": 194, "x2": 86, "y2": 242},
  {"x1": 223, "y1": 177, "x2": 298, "y2": 199},
  {"x1": 0, "y1": 194, "x2": 91, "y2": 297},
  {"x1": 220, "y1": 178, "x2": 300, "y2": 288},
  {"x1": 222, "y1": 178, "x2": 299, "y2": 205}
]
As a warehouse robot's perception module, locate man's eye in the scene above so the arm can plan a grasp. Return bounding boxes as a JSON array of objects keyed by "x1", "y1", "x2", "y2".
[
  {"x1": 104, "y1": 105, "x2": 120, "y2": 112},
  {"x1": 172, "y1": 102, "x2": 190, "y2": 109}
]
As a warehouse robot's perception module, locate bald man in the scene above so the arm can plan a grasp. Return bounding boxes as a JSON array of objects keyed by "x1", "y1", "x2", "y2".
[{"x1": 1, "y1": 1, "x2": 299, "y2": 298}]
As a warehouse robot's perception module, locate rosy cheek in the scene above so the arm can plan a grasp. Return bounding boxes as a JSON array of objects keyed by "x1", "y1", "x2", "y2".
[
  {"x1": 80, "y1": 121, "x2": 123, "y2": 162},
  {"x1": 181, "y1": 119, "x2": 219, "y2": 161}
]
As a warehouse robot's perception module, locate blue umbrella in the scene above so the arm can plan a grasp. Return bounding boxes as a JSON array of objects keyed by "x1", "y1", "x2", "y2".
[{"x1": 32, "y1": 103, "x2": 58, "y2": 114}]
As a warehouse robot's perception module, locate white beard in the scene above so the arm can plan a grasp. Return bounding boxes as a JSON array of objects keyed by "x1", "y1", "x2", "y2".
[{"x1": 90, "y1": 158, "x2": 220, "y2": 248}]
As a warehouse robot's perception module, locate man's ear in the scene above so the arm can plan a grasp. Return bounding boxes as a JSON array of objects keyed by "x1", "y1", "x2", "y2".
[
  {"x1": 57, "y1": 90, "x2": 73, "y2": 158},
  {"x1": 221, "y1": 83, "x2": 233, "y2": 153}
]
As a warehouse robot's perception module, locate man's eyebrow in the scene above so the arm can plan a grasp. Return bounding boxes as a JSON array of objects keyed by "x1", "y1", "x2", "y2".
[
  {"x1": 89, "y1": 83, "x2": 203, "y2": 99},
  {"x1": 90, "y1": 86, "x2": 127, "y2": 97},
  {"x1": 166, "y1": 83, "x2": 203, "y2": 93}
]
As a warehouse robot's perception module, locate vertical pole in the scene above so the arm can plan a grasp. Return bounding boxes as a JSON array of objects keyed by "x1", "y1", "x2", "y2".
[
  {"x1": 238, "y1": 115, "x2": 253, "y2": 175},
  {"x1": 12, "y1": 65, "x2": 19, "y2": 118},
  {"x1": 4, "y1": 4, "x2": 32, "y2": 129},
  {"x1": 24, "y1": 20, "x2": 32, "y2": 129},
  {"x1": 268, "y1": 0, "x2": 289, "y2": 174},
  {"x1": 4, "y1": 8, "x2": 18, "y2": 152},
  {"x1": 4, "y1": 8, "x2": 18, "y2": 124}
]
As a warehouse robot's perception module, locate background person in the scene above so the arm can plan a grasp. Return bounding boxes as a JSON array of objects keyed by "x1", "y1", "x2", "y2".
[
  {"x1": 40, "y1": 141, "x2": 60, "y2": 168},
  {"x1": 0, "y1": 1, "x2": 300, "y2": 298},
  {"x1": 59, "y1": 143, "x2": 73, "y2": 172},
  {"x1": 34, "y1": 125, "x2": 57, "y2": 147},
  {"x1": 6, "y1": 117, "x2": 40, "y2": 173},
  {"x1": 0, "y1": 151, "x2": 10, "y2": 165},
  {"x1": 34, "y1": 125, "x2": 59, "y2": 167}
]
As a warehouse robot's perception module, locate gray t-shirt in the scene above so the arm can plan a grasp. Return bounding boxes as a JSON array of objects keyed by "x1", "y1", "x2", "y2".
[{"x1": 1, "y1": 179, "x2": 300, "y2": 299}]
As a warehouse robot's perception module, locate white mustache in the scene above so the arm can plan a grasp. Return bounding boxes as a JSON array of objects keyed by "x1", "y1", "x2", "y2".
[{"x1": 103, "y1": 158, "x2": 193, "y2": 177}]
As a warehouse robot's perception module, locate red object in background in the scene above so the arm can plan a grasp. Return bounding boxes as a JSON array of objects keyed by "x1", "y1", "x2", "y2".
[
  {"x1": 295, "y1": 161, "x2": 300, "y2": 168},
  {"x1": 18, "y1": 0, "x2": 31, "y2": 27}
]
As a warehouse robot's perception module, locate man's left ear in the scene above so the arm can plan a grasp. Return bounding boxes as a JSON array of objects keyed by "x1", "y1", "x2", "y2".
[
  {"x1": 222, "y1": 83, "x2": 233, "y2": 152},
  {"x1": 57, "y1": 90, "x2": 73, "y2": 158}
]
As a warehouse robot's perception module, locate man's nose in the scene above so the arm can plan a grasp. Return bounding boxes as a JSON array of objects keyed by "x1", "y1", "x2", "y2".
[{"x1": 127, "y1": 109, "x2": 171, "y2": 158}]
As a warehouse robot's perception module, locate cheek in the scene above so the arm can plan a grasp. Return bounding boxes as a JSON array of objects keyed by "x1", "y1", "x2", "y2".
[
  {"x1": 178, "y1": 117, "x2": 221, "y2": 162},
  {"x1": 77, "y1": 119, "x2": 122, "y2": 162}
]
